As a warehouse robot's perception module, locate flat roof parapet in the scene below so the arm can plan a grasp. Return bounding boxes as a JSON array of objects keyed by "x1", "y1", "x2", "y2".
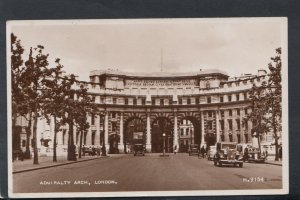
[{"x1": 90, "y1": 69, "x2": 229, "y2": 78}]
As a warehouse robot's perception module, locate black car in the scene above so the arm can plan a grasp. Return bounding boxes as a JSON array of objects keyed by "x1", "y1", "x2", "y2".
[
  {"x1": 189, "y1": 144, "x2": 200, "y2": 156},
  {"x1": 133, "y1": 144, "x2": 145, "y2": 156}
]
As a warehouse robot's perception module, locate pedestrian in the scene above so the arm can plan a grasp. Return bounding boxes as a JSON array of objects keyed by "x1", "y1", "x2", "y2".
[
  {"x1": 279, "y1": 146, "x2": 282, "y2": 161},
  {"x1": 201, "y1": 146, "x2": 206, "y2": 158},
  {"x1": 174, "y1": 145, "x2": 177, "y2": 155},
  {"x1": 264, "y1": 149, "x2": 268, "y2": 160},
  {"x1": 244, "y1": 146, "x2": 249, "y2": 162}
]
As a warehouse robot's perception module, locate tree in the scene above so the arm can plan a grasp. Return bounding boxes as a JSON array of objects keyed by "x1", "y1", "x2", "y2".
[
  {"x1": 266, "y1": 47, "x2": 282, "y2": 161},
  {"x1": 21, "y1": 45, "x2": 50, "y2": 164},
  {"x1": 247, "y1": 82, "x2": 270, "y2": 152},
  {"x1": 41, "y1": 58, "x2": 69, "y2": 162}
]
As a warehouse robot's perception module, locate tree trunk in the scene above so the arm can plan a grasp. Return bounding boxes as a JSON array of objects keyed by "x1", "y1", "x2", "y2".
[
  {"x1": 53, "y1": 115, "x2": 57, "y2": 162},
  {"x1": 24, "y1": 112, "x2": 32, "y2": 159},
  {"x1": 67, "y1": 119, "x2": 76, "y2": 161},
  {"x1": 79, "y1": 130, "x2": 83, "y2": 158},
  {"x1": 273, "y1": 116, "x2": 279, "y2": 161},
  {"x1": 32, "y1": 111, "x2": 39, "y2": 164}
]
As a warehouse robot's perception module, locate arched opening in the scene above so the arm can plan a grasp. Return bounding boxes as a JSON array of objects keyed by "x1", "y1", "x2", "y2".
[
  {"x1": 178, "y1": 117, "x2": 201, "y2": 153},
  {"x1": 124, "y1": 117, "x2": 146, "y2": 153},
  {"x1": 151, "y1": 117, "x2": 173, "y2": 153}
]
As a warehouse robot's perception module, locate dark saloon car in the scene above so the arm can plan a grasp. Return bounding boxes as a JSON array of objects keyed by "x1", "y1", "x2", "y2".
[
  {"x1": 189, "y1": 144, "x2": 200, "y2": 156},
  {"x1": 133, "y1": 144, "x2": 145, "y2": 156}
]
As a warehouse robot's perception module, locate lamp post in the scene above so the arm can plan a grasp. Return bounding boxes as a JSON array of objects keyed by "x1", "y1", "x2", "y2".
[{"x1": 162, "y1": 133, "x2": 166, "y2": 156}]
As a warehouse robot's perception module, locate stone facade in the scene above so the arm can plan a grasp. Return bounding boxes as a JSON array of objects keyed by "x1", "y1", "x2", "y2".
[{"x1": 14, "y1": 68, "x2": 277, "y2": 155}]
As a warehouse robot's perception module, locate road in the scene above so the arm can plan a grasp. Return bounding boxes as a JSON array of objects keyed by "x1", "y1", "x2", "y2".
[{"x1": 13, "y1": 153, "x2": 282, "y2": 193}]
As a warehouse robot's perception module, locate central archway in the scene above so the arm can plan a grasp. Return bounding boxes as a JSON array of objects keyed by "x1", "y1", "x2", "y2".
[
  {"x1": 151, "y1": 117, "x2": 173, "y2": 153},
  {"x1": 178, "y1": 116, "x2": 201, "y2": 153}
]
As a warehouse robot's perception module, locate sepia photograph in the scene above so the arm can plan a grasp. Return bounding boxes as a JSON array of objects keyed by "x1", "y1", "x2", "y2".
[{"x1": 7, "y1": 18, "x2": 288, "y2": 198}]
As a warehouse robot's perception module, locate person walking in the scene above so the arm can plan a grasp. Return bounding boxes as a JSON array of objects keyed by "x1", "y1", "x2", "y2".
[
  {"x1": 279, "y1": 146, "x2": 282, "y2": 161},
  {"x1": 201, "y1": 146, "x2": 206, "y2": 158},
  {"x1": 174, "y1": 145, "x2": 178, "y2": 155}
]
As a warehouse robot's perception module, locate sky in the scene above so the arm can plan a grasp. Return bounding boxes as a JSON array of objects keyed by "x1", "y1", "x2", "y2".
[{"x1": 10, "y1": 18, "x2": 286, "y2": 81}]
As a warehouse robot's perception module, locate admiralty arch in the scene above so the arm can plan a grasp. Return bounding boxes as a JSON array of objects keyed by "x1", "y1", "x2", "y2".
[
  {"x1": 66, "y1": 68, "x2": 270, "y2": 154},
  {"x1": 15, "y1": 68, "x2": 273, "y2": 155}
]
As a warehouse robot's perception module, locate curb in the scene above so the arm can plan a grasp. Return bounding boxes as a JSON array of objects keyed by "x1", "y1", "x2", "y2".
[
  {"x1": 13, "y1": 156, "x2": 109, "y2": 174},
  {"x1": 264, "y1": 161, "x2": 282, "y2": 166}
]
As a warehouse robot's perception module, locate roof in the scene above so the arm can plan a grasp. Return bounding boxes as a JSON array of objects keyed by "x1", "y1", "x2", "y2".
[{"x1": 90, "y1": 69, "x2": 229, "y2": 78}]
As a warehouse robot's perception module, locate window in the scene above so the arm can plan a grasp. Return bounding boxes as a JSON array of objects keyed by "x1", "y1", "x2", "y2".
[
  {"x1": 244, "y1": 93, "x2": 247, "y2": 100},
  {"x1": 237, "y1": 108, "x2": 240, "y2": 116},
  {"x1": 187, "y1": 98, "x2": 191, "y2": 105},
  {"x1": 92, "y1": 96, "x2": 96, "y2": 102},
  {"x1": 220, "y1": 96, "x2": 223, "y2": 103},
  {"x1": 228, "y1": 119, "x2": 233, "y2": 130},
  {"x1": 228, "y1": 95, "x2": 232, "y2": 102},
  {"x1": 207, "y1": 120, "x2": 213, "y2": 130},
  {"x1": 181, "y1": 129, "x2": 184, "y2": 136},
  {"x1": 142, "y1": 98, "x2": 146, "y2": 105},
  {"x1": 91, "y1": 131, "x2": 96, "y2": 145},
  {"x1": 100, "y1": 97, "x2": 105, "y2": 104},
  {"x1": 179, "y1": 98, "x2": 182, "y2": 105},
  {"x1": 133, "y1": 98, "x2": 137, "y2": 105},
  {"x1": 91, "y1": 114, "x2": 95, "y2": 125},
  {"x1": 236, "y1": 94, "x2": 239, "y2": 101},
  {"x1": 244, "y1": 108, "x2": 248, "y2": 115},
  {"x1": 160, "y1": 99, "x2": 164, "y2": 106},
  {"x1": 113, "y1": 98, "x2": 117, "y2": 104},
  {"x1": 196, "y1": 98, "x2": 199, "y2": 104},
  {"x1": 220, "y1": 120, "x2": 224, "y2": 130},
  {"x1": 112, "y1": 122, "x2": 117, "y2": 132},
  {"x1": 125, "y1": 98, "x2": 128, "y2": 105},
  {"x1": 207, "y1": 96, "x2": 211, "y2": 103},
  {"x1": 236, "y1": 119, "x2": 241, "y2": 130},
  {"x1": 112, "y1": 112, "x2": 116, "y2": 118},
  {"x1": 229, "y1": 109, "x2": 232, "y2": 116},
  {"x1": 152, "y1": 98, "x2": 155, "y2": 105},
  {"x1": 208, "y1": 111, "x2": 213, "y2": 118},
  {"x1": 221, "y1": 110, "x2": 225, "y2": 118}
]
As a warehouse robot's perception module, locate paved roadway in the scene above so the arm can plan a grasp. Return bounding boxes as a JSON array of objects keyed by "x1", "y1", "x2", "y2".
[{"x1": 13, "y1": 153, "x2": 282, "y2": 193}]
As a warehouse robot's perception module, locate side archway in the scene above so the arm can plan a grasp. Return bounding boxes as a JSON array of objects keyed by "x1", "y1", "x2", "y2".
[{"x1": 123, "y1": 117, "x2": 146, "y2": 153}]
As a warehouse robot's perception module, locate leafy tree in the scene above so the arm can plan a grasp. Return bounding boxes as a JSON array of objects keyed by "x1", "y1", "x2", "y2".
[
  {"x1": 266, "y1": 47, "x2": 282, "y2": 161},
  {"x1": 41, "y1": 58, "x2": 71, "y2": 162},
  {"x1": 247, "y1": 82, "x2": 270, "y2": 152},
  {"x1": 20, "y1": 45, "x2": 50, "y2": 164}
]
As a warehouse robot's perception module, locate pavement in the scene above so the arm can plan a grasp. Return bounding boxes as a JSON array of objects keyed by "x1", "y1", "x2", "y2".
[{"x1": 13, "y1": 155, "x2": 106, "y2": 173}]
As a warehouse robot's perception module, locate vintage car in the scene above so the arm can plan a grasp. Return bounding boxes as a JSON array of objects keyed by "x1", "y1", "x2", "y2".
[
  {"x1": 207, "y1": 145, "x2": 216, "y2": 161},
  {"x1": 244, "y1": 147, "x2": 266, "y2": 163},
  {"x1": 133, "y1": 144, "x2": 145, "y2": 156},
  {"x1": 188, "y1": 144, "x2": 200, "y2": 156},
  {"x1": 213, "y1": 142, "x2": 243, "y2": 167}
]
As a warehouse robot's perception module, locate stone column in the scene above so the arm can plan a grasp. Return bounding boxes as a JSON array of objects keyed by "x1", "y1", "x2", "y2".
[
  {"x1": 104, "y1": 111, "x2": 109, "y2": 153},
  {"x1": 200, "y1": 111, "x2": 206, "y2": 147},
  {"x1": 118, "y1": 112, "x2": 124, "y2": 153},
  {"x1": 146, "y1": 112, "x2": 152, "y2": 152},
  {"x1": 95, "y1": 114, "x2": 100, "y2": 146},
  {"x1": 216, "y1": 110, "x2": 220, "y2": 142},
  {"x1": 173, "y1": 112, "x2": 179, "y2": 150}
]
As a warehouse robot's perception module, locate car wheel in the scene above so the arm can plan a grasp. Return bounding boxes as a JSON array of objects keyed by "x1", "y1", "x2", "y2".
[{"x1": 239, "y1": 163, "x2": 243, "y2": 168}]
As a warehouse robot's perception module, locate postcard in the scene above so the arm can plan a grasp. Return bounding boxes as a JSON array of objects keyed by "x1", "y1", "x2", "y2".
[{"x1": 7, "y1": 18, "x2": 288, "y2": 198}]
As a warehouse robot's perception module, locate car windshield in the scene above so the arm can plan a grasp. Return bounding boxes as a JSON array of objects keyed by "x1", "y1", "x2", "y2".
[{"x1": 222, "y1": 144, "x2": 236, "y2": 149}]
